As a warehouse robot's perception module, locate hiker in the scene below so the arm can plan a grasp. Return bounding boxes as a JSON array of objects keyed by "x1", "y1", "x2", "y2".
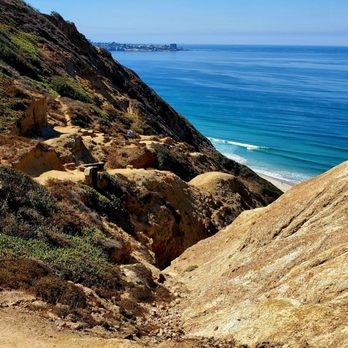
[{"x1": 126, "y1": 129, "x2": 134, "y2": 138}]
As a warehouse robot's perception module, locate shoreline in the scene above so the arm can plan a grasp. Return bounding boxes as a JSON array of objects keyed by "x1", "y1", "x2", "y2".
[{"x1": 256, "y1": 171, "x2": 294, "y2": 192}]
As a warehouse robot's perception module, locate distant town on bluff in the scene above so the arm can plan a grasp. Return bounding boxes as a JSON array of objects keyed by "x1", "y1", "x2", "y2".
[{"x1": 92, "y1": 41, "x2": 185, "y2": 52}]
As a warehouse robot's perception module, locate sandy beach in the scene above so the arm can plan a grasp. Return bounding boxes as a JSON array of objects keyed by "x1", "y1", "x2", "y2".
[{"x1": 257, "y1": 172, "x2": 294, "y2": 192}]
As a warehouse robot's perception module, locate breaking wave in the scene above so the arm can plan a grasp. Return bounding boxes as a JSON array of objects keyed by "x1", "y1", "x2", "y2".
[{"x1": 208, "y1": 137, "x2": 268, "y2": 151}]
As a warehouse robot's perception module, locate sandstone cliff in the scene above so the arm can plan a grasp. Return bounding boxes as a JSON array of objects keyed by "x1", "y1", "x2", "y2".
[
  {"x1": 167, "y1": 161, "x2": 348, "y2": 347},
  {"x1": 0, "y1": 1, "x2": 281, "y2": 343},
  {"x1": 0, "y1": 0, "x2": 281, "y2": 205},
  {"x1": 1, "y1": 1, "x2": 346, "y2": 347}
]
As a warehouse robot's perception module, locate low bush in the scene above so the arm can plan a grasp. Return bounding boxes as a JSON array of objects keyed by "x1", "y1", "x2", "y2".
[
  {"x1": 0, "y1": 69, "x2": 31, "y2": 133},
  {"x1": 91, "y1": 105, "x2": 110, "y2": 120},
  {"x1": 0, "y1": 259, "x2": 50, "y2": 289},
  {"x1": 0, "y1": 167, "x2": 126, "y2": 292},
  {"x1": 35, "y1": 276, "x2": 87, "y2": 308},
  {"x1": 0, "y1": 25, "x2": 43, "y2": 79},
  {"x1": 0, "y1": 259, "x2": 87, "y2": 309},
  {"x1": 0, "y1": 166, "x2": 58, "y2": 238},
  {"x1": 51, "y1": 76, "x2": 92, "y2": 103},
  {"x1": 153, "y1": 143, "x2": 197, "y2": 181},
  {"x1": 82, "y1": 173, "x2": 132, "y2": 233}
]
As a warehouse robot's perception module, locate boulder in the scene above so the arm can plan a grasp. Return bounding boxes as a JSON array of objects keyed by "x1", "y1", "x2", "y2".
[{"x1": 17, "y1": 98, "x2": 48, "y2": 135}]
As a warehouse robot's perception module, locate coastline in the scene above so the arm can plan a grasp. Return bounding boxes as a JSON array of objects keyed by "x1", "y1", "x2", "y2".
[{"x1": 256, "y1": 171, "x2": 294, "y2": 192}]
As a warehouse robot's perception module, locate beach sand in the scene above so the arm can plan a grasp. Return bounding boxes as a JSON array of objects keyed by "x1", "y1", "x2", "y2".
[{"x1": 257, "y1": 172, "x2": 294, "y2": 192}]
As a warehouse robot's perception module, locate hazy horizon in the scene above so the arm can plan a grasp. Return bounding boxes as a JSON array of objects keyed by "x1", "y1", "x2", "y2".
[{"x1": 28, "y1": 0, "x2": 348, "y2": 46}]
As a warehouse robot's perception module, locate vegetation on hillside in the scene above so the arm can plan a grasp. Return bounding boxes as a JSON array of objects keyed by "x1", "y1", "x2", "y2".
[
  {"x1": 0, "y1": 166, "x2": 124, "y2": 290},
  {"x1": 0, "y1": 165, "x2": 168, "y2": 329},
  {"x1": 0, "y1": 24, "x2": 44, "y2": 79},
  {"x1": 51, "y1": 76, "x2": 92, "y2": 103}
]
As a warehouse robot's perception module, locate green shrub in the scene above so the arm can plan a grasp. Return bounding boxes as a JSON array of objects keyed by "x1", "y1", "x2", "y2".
[
  {"x1": 0, "y1": 167, "x2": 124, "y2": 291},
  {"x1": 91, "y1": 105, "x2": 110, "y2": 120},
  {"x1": 123, "y1": 112, "x2": 141, "y2": 132},
  {"x1": 0, "y1": 230, "x2": 124, "y2": 290},
  {"x1": 0, "y1": 166, "x2": 58, "y2": 238},
  {"x1": 0, "y1": 259, "x2": 87, "y2": 309},
  {"x1": 0, "y1": 89, "x2": 24, "y2": 133},
  {"x1": 81, "y1": 173, "x2": 132, "y2": 233},
  {"x1": 35, "y1": 276, "x2": 87, "y2": 308},
  {"x1": 0, "y1": 259, "x2": 50, "y2": 289},
  {"x1": 153, "y1": 143, "x2": 196, "y2": 181},
  {"x1": 51, "y1": 76, "x2": 92, "y2": 103},
  {"x1": 0, "y1": 25, "x2": 43, "y2": 79},
  {"x1": 24, "y1": 76, "x2": 58, "y2": 96}
]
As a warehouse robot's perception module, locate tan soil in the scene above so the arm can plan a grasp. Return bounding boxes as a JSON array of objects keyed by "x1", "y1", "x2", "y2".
[
  {"x1": 166, "y1": 161, "x2": 348, "y2": 347},
  {"x1": 0, "y1": 308, "x2": 142, "y2": 348}
]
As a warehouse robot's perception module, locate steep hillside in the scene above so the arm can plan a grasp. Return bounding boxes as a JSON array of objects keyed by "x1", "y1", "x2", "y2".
[
  {"x1": 0, "y1": 0, "x2": 209, "y2": 148},
  {"x1": 3, "y1": 1, "x2": 336, "y2": 347},
  {"x1": 167, "y1": 161, "x2": 348, "y2": 347},
  {"x1": 0, "y1": 0, "x2": 281, "y2": 204}
]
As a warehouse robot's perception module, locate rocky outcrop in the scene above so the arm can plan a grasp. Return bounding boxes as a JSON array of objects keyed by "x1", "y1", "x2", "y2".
[
  {"x1": 0, "y1": 137, "x2": 64, "y2": 177},
  {"x1": 167, "y1": 162, "x2": 348, "y2": 347},
  {"x1": 0, "y1": 0, "x2": 212, "y2": 151},
  {"x1": 44, "y1": 133, "x2": 95, "y2": 165},
  {"x1": 17, "y1": 97, "x2": 48, "y2": 135},
  {"x1": 107, "y1": 143, "x2": 158, "y2": 170},
  {"x1": 11, "y1": 144, "x2": 63, "y2": 176},
  {"x1": 189, "y1": 172, "x2": 262, "y2": 220},
  {"x1": 107, "y1": 169, "x2": 233, "y2": 268},
  {"x1": 0, "y1": 0, "x2": 282, "y2": 211}
]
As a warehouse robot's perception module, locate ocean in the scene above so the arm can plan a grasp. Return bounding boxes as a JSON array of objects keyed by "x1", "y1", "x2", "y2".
[{"x1": 112, "y1": 45, "x2": 348, "y2": 184}]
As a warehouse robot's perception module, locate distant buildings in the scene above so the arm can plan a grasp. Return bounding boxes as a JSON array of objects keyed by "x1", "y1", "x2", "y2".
[{"x1": 92, "y1": 42, "x2": 184, "y2": 52}]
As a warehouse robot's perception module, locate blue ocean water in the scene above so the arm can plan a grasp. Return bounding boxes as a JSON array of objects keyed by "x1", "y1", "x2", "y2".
[{"x1": 112, "y1": 45, "x2": 348, "y2": 183}]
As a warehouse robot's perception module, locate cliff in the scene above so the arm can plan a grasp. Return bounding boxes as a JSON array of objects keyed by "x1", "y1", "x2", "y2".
[
  {"x1": 167, "y1": 161, "x2": 348, "y2": 347},
  {"x1": 0, "y1": 0, "x2": 281, "y2": 197},
  {"x1": 0, "y1": 1, "x2": 346, "y2": 347}
]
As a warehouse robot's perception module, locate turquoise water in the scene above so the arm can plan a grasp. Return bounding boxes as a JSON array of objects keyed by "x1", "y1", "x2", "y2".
[{"x1": 112, "y1": 45, "x2": 348, "y2": 183}]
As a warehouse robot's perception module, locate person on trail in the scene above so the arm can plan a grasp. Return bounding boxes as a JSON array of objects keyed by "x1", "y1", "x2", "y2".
[{"x1": 126, "y1": 129, "x2": 134, "y2": 139}]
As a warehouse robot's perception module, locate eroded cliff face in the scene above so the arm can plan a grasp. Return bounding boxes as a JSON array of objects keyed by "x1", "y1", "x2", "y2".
[
  {"x1": 0, "y1": 0, "x2": 212, "y2": 150},
  {"x1": 1, "y1": 1, "x2": 345, "y2": 347},
  {"x1": 0, "y1": 1, "x2": 280, "y2": 343},
  {"x1": 167, "y1": 161, "x2": 348, "y2": 347},
  {"x1": 17, "y1": 97, "x2": 48, "y2": 135},
  {"x1": 107, "y1": 169, "x2": 237, "y2": 269},
  {"x1": 0, "y1": 0, "x2": 281, "y2": 204}
]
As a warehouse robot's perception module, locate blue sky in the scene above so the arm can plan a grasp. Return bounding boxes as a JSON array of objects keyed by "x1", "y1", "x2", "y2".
[{"x1": 28, "y1": 0, "x2": 348, "y2": 45}]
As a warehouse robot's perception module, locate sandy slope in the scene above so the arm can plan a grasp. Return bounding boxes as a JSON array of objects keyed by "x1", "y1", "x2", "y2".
[{"x1": 166, "y1": 161, "x2": 348, "y2": 347}]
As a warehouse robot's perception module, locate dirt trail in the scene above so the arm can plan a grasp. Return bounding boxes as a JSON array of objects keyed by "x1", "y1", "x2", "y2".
[
  {"x1": 46, "y1": 97, "x2": 82, "y2": 137},
  {"x1": 34, "y1": 168, "x2": 138, "y2": 185},
  {"x1": 0, "y1": 308, "x2": 141, "y2": 348},
  {"x1": 59, "y1": 97, "x2": 72, "y2": 127},
  {"x1": 34, "y1": 169, "x2": 85, "y2": 185}
]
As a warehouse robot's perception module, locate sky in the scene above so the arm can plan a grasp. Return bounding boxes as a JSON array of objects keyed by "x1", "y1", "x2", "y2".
[{"x1": 27, "y1": 0, "x2": 348, "y2": 46}]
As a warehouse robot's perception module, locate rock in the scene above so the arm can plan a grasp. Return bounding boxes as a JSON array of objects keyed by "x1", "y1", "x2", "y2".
[
  {"x1": 44, "y1": 133, "x2": 95, "y2": 165},
  {"x1": 167, "y1": 162, "x2": 348, "y2": 347},
  {"x1": 189, "y1": 171, "x2": 259, "y2": 210},
  {"x1": 111, "y1": 169, "x2": 225, "y2": 268},
  {"x1": 158, "y1": 273, "x2": 166, "y2": 283},
  {"x1": 107, "y1": 145, "x2": 157, "y2": 170},
  {"x1": 11, "y1": 142, "x2": 64, "y2": 177},
  {"x1": 65, "y1": 321, "x2": 85, "y2": 330},
  {"x1": 17, "y1": 98, "x2": 48, "y2": 135},
  {"x1": 63, "y1": 162, "x2": 76, "y2": 170},
  {"x1": 161, "y1": 137, "x2": 175, "y2": 145}
]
